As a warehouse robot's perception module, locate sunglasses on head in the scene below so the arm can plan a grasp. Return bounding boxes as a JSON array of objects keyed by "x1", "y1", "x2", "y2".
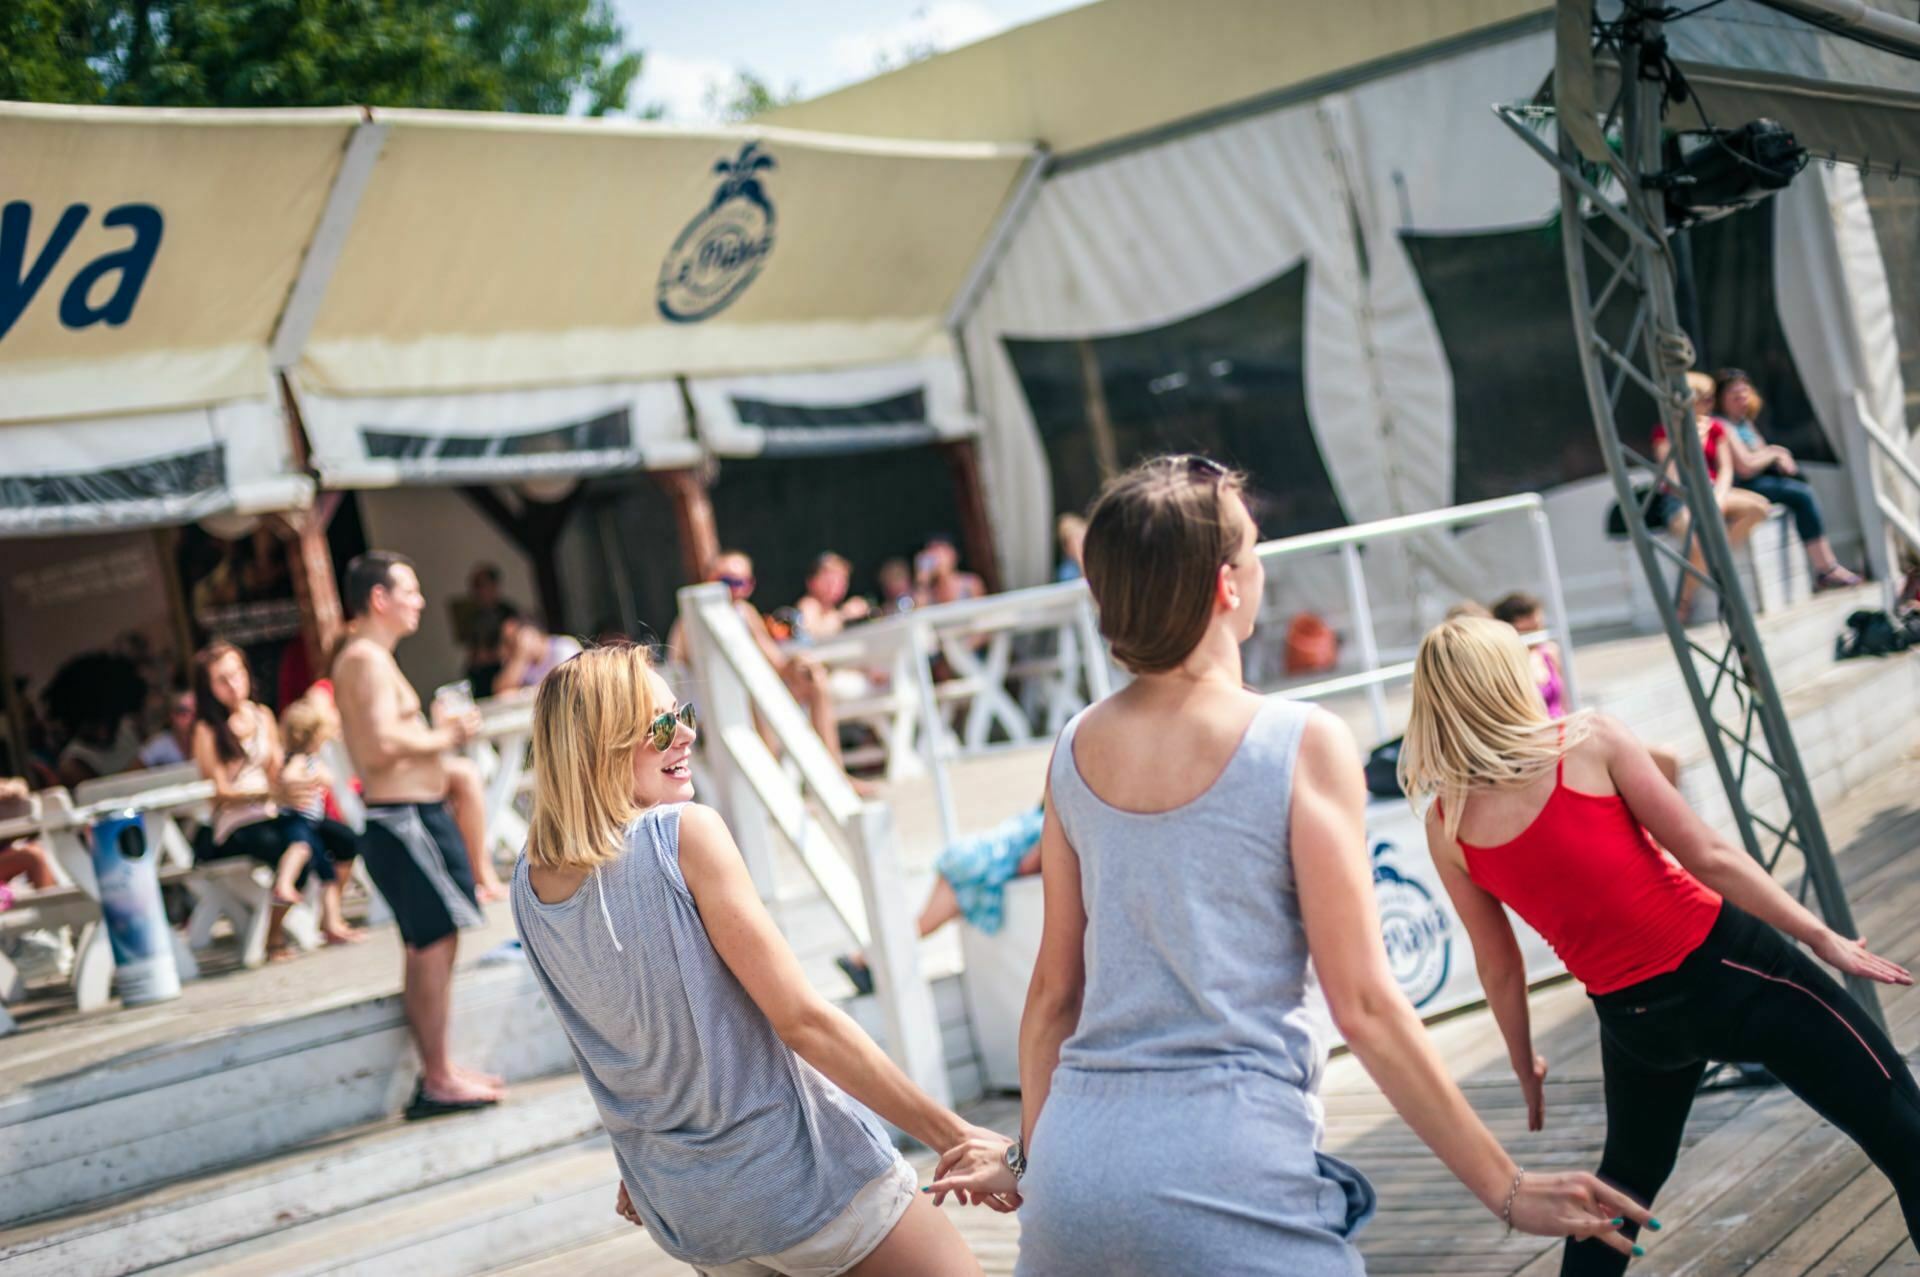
[
  {"x1": 646, "y1": 702, "x2": 697, "y2": 751},
  {"x1": 1160, "y1": 453, "x2": 1229, "y2": 480},
  {"x1": 718, "y1": 574, "x2": 754, "y2": 592}
]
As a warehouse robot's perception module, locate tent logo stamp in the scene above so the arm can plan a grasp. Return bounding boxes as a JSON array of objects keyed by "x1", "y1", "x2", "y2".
[
  {"x1": 657, "y1": 142, "x2": 776, "y2": 324},
  {"x1": 1371, "y1": 836, "x2": 1452, "y2": 1008}
]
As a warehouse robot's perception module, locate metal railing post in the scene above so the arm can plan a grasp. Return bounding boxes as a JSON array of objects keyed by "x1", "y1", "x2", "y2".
[
  {"x1": 1338, "y1": 543, "x2": 1390, "y2": 744},
  {"x1": 909, "y1": 619, "x2": 962, "y2": 847},
  {"x1": 1531, "y1": 504, "x2": 1581, "y2": 711},
  {"x1": 679, "y1": 585, "x2": 781, "y2": 912},
  {"x1": 849, "y1": 800, "x2": 950, "y2": 1105}
]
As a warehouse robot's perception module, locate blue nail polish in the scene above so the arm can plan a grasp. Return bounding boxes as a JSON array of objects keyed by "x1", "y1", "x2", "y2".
[
  {"x1": 1648, "y1": 1218, "x2": 1663, "y2": 1230},
  {"x1": 1610, "y1": 1217, "x2": 1624, "y2": 1226},
  {"x1": 1633, "y1": 1245, "x2": 1646, "y2": 1257},
  {"x1": 921, "y1": 1186, "x2": 934, "y2": 1193}
]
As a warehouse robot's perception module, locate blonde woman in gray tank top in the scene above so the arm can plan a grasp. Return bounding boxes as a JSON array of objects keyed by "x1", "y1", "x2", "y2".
[
  {"x1": 510, "y1": 644, "x2": 1014, "y2": 1276},
  {"x1": 930, "y1": 457, "x2": 1653, "y2": 1274}
]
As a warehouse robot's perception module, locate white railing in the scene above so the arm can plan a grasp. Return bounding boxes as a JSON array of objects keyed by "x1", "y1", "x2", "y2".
[
  {"x1": 1252, "y1": 493, "x2": 1578, "y2": 742},
  {"x1": 676, "y1": 583, "x2": 950, "y2": 1104},
  {"x1": 798, "y1": 583, "x2": 1111, "y2": 850},
  {"x1": 1848, "y1": 392, "x2": 1920, "y2": 609}
]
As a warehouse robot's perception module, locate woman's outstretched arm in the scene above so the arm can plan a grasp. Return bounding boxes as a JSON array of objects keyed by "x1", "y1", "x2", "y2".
[
  {"x1": 1295, "y1": 711, "x2": 1648, "y2": 1252},
  {"x1": 1599, "y1": 714, "x2": 1911, "y2": 986},
  {"x1": 677, "y1": 804, "x2": 991, "y2": 1157}
]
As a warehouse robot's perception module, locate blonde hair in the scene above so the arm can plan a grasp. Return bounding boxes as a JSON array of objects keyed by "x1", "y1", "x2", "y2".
[
  {"x1": 279, "y1": 697, "x2": 335, "y2": 756},
  {"x1": 526, "y1": 643, "x2": 662, "y2": 871},
  {"x1": 1398, "y1": 617, "x2": 1594, "y2": 838}
]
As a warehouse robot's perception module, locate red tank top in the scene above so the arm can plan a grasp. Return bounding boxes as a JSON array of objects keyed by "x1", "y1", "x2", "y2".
[{"x1": 1451, "y1": 748, "x2": 1722, "y2": 994}]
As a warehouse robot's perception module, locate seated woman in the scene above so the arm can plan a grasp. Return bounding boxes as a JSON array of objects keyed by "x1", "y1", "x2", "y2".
[
  {"x1": 837, "y1": 803, "x2": 1044, "y2": 996},
  {"x1": 1650, "y1": 372, "x2": 1771, "y2": 622},
  {"x1": 191, "y1": 641, "x2": 349, "y2": 958},
  {"x1": 0, "y1": 776, "x2": 58, "y2": 912},
  {"x1": 1714, "y1": 368, "x2": 1862, "y2": 592}
]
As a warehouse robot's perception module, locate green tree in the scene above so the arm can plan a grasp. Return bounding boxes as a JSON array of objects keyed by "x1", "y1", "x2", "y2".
[
  {"x1": 703, "y1": 69, "x2": 799, "y2": 124},
  {"x1": 0, "y1": 0, "x2": 643, "y2": 115}
]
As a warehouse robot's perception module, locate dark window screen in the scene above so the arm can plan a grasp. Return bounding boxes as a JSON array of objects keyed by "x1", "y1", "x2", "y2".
[
  {"x1": 1002, "y1": 265, "x2": 1346, "y2": 538},
  {"x1": 1688, "y1": 200, "x2": 1831, "y2": 463},
  {"x1": 361, "y1": 410, "x2": 631, "y2": 462},
  {"x1": 1407, "y1": 199, "x2": 1826, "y2": 505},
  {"x1": 708, "y1": 445, "x2": 966, "y2": 609}
]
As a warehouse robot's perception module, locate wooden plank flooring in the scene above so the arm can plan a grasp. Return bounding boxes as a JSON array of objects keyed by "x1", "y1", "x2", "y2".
[{"x1": 503, "y1": 758, "x2": 1920, "y2": 1276}]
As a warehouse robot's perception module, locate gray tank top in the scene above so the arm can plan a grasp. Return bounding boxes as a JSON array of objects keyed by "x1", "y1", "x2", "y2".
[
  {"x1": 510, "y1": 803, "x2": 896, "y2": 1266},
  {"x1": 1047, "y1": 697, "x2": 1330, "y2": 1091}
]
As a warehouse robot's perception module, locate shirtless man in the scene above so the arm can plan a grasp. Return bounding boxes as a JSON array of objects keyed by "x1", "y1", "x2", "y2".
[{"x1": 332, "y1": 551, "x2": 502, "y2": 1117}]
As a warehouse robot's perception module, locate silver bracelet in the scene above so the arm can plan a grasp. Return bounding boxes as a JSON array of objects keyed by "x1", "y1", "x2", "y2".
[{"x1": 1501, "y1": 1167, "x2": 1526, "y2": 1236}]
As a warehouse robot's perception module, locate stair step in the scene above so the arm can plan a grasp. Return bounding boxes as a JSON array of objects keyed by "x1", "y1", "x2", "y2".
[
  {"x1": 141, "y1": 1136, "x2": 625, "y2": 1277},
  {"x1": 0, "y1": 1074, "x2": 600, "y2": 1277}
]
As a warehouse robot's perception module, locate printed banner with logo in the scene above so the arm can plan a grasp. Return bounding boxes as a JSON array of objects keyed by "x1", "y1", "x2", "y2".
[
  {"x1": 296, "y1": 113, "x2": 1034, "y2": 397},
  {"x1": 0, "y1": 102, "x2": 1034, "y2": 530}
]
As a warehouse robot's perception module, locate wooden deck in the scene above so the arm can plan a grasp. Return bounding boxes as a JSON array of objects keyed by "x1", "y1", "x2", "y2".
[{"x1": 505, "y1": 754, "x2": 1920, "y2": 1277}]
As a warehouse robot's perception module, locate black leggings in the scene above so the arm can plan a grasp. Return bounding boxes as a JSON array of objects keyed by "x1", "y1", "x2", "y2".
[
  {"x1": 1563, "y1": 904, "x2": 1920, "y2": 1276},
  {"x1": 210, "y1": 813, "x2": 360, "y2": 890}
]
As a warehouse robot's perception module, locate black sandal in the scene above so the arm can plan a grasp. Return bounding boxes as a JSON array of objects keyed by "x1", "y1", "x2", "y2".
[
  {"x1": 835, "y1": 954, "x2": 876, "y2": 997},
  {"x1": 403, "y1": 1079, "x2": 499, "y2": 1121}
]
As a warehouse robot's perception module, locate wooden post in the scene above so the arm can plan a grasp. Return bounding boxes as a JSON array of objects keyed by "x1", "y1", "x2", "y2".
[
  {"x1": 271, "y1": 492, "x2": 344, "y2": 674},
  {"x1": 1076, "y1": 337, "x2": 1120, "y2": 479},
  {"x1": 652, "y1": 466, "x2": 721, "y2": 585},
  {"x1": 459, "y1": 486, "x2": 581, "y2": 628},
  {"x1": 937, "y1": 438, "x2": 1001, "y2": 594}
]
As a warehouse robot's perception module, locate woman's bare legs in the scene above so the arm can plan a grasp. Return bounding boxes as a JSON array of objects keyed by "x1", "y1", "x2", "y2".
[
  {"x1": 1671, "y1": 491, "x2": 1771, "y2": 621},
  {"x1": 272, "y1": 841, "x2": 313, "y2": 907},
  {"x1": 0, "y1": 842, "x2": 59, "y2": 890},
  {"x1": 917, "y1": 878, "x2": 963, "y2": 938},
  {"x1": 844, "y1": 1193, "x2": 985, "y2": 1277},
  {"x1": 442, "y1": 757, "x2": 503, "y2": 903}
]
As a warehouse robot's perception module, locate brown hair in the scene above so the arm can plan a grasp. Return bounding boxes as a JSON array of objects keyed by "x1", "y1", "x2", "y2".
[
  {"x1": 1081, "y1": 455, "x2": 1245, "y2": 674},
  {"x1": 1489, "y1": 591, "x2": 1543, "y2": 626},
  {"x1": 192, "y1": 641, "x2": 248, "y2": 764}
]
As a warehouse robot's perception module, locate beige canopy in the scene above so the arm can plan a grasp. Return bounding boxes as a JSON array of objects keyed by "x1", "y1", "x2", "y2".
[
  {"x1": 759, "y1": 0, "x2": 1553, "y2": 158},
  {"x1": 0, "y1": 102, "x2": 1034, "y2": 524}
]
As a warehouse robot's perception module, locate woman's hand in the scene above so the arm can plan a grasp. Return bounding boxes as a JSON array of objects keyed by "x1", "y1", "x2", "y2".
[
  {"x1": 929, "y1": 1129, "x2": 1021, "y2": 1211},
  {"x1": 1506, "y1": 1170, "x2": 1656, "y2": 1257},
  {"x1": 1516, "y1": 1054, "x2": 1549, "y2": 1132},
  {"x1": 1811, "y1": 929, "x2": 1914, "y2": 985},
  {"x1": 614, "y1": 1182, "x2": 643, "y2": 1228}
]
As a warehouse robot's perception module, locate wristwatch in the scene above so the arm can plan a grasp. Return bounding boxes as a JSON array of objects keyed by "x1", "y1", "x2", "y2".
[{"x1": 1004, "y1": 1139, "x2": 1027, "y2": 1180}]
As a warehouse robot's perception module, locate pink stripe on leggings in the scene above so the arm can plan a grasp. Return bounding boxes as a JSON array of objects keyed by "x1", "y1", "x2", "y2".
[{"x1": 1720, "y1": 959, "x2": 1891, "y2": 1081}]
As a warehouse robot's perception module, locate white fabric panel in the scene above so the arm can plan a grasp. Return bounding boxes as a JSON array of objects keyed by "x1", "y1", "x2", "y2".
[
  {"x1": 687, "y1": 355, "x2": 975, "y2": 458},
  {"x1": 963, "y1": 99, "x2": 1359, "y2": 587},
  {"x1": 0, "y1": 398, "x2": 307, "y2": 536},
  {"x1": 1776, "y1": 165, "x2": 1917, "y2": 544},
  {"x1": 296, "y1": 380, "x2": 698, "y2": 488}
]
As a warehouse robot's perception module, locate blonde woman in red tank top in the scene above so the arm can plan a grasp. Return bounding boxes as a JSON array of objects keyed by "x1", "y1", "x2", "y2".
[{"x1": 1399, "y1": 616, "x2": 1919, "y2": 1276}]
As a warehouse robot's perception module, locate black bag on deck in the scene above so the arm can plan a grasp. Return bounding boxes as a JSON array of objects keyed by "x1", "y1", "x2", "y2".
[
  {"x1": 1365, "y1": 736, "x2": 1405, "y2": 799},
  {"x1": 1835, "y1": 609, "x2": 1912, "y2": 661}
]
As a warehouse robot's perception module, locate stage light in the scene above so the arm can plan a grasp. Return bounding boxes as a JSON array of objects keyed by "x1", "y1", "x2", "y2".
[{"x1": 1648, "y1": 119, "x2": 1808, "y2": 231}]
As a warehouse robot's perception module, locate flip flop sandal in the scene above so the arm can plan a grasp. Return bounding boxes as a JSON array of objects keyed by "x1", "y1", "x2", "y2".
[{"x1": 404, "y1": 1079, "x2": 499, "y2": 1121}]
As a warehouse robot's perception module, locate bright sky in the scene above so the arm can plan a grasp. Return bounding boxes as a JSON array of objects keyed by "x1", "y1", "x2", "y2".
[{"x1": 614, "y1": 0, "x2": 1088, "y2": 122}]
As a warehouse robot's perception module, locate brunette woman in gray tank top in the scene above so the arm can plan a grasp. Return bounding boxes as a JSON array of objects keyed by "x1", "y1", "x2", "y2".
[
  {"x1": 511, "y1": 644, "x2": 1013, "y2": 1275},
  {"x1": 931, "y1": 457, "x2": 1652, "y2": 1275}
]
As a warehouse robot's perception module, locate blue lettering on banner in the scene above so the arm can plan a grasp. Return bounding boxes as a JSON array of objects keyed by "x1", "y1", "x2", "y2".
[
  {"x1": 657, "y1": 142, "x2": 776, "y2": 324},
  {"x1": 1370, "y1": 836, "x2": 1453, "y2": 1008},
  {"x1": 0, "y1": 201, "x2": 165, "y2": 342}
]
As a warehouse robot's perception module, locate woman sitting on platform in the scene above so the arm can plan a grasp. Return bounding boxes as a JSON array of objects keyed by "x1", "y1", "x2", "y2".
[
  {"x1": 1650, "y1": 372, "x2": 1770, "y2": 622},
  {"x1": 1714, "y1": 368, "x2": 1862, "y2": 591},
  {"x1": 1400, "y1": 616, "x2": 1919, "y2": 1275},
  {"x1": 192, "y1": 642, "x2": 358, "y2": 956}
]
